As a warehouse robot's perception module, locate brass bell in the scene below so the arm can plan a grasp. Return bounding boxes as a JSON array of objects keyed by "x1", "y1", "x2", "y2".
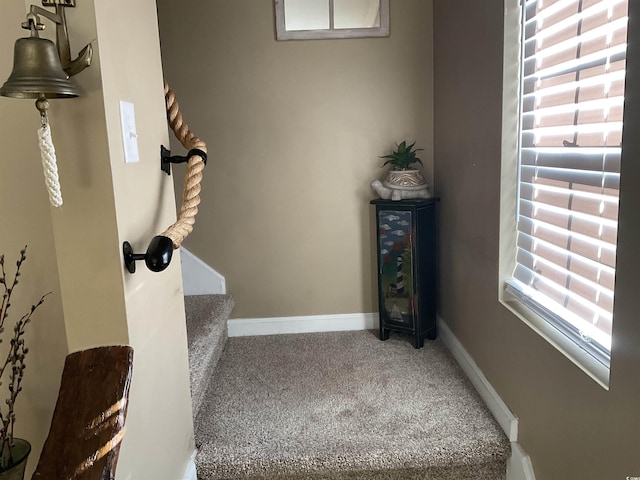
[{"x1": 0, "y1": 37, "x2": 79, "y2": 99}]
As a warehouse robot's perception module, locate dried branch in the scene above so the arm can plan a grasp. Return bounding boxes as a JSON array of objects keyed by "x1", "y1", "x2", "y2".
[{"x1": 0, "y1": 247, "x2": 48, "y2": 468}]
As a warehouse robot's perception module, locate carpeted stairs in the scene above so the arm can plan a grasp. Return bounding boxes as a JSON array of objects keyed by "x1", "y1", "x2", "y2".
[
  {"x1": 185, "y1": 299, "x2": 510, "y2": 480},
  {"x1": 185, "y1": 294, "x2": 235, "y2": 419}
]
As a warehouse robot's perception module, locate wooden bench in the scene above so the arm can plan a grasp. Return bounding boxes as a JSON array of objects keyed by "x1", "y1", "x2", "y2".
[{"x1": 31, "y1": 345, "x2": 134, "y2": 480}]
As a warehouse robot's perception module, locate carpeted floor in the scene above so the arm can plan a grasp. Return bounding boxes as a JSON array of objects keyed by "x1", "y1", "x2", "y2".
[{"x1": 195, "y1": 330, "x2": 510, "y2": 479}]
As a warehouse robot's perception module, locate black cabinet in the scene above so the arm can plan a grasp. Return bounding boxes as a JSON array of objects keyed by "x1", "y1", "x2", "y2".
[{"x1": 371, "y1": 198, "x2": 439, "y2": 348}]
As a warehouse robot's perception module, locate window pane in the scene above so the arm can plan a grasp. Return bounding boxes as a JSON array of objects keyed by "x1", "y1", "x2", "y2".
[
  {"x1": 514, "y1": 0, "x2": 629, "y2": 358},
  {"x1": 284, "y1": 0, "x2": 330, "y2": 31},
  {"x1": 334, "y1": 0, "x2": 381, "y2": 29}
]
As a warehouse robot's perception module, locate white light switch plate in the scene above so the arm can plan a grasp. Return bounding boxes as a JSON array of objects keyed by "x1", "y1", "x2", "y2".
[{"x1": 119, "y1": 100, "x2": 139, "y2": 163}]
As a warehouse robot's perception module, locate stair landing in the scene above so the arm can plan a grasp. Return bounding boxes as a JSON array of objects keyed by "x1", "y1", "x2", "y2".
[{"x1": 194, "y1": 330, "x2": 510, "y2": 479}]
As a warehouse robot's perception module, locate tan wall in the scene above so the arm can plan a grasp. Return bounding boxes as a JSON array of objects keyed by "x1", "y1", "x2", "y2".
[
  {"x1": 0, "y1": 1, "x2": 194, "y2": 478},
  {"x1": 0, "y1": 4, "x2": 69, "y2": 477},
  {"x1": 93, "y1": 1, "x2": 195, "y2": 477},
  {"x1": 45, "y1": 2, "x2": 130, "y2": 352},
  {"x1": 433, "y1": 1, "x2": 640, "y2": 479},
  {"x1": 157, "y1": 0, "x2": 434, "y2": 318}
]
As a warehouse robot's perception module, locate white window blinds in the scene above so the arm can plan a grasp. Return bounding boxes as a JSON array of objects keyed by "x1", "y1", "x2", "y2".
[{"x1": 508, "y1": 0, "x2": 629, "y2": 365}]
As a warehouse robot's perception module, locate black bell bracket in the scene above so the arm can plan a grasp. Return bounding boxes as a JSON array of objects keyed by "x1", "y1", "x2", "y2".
[
  {"x1": 123, "y1": 236, "x2": 174, "y2": 274},
  {"x1": 161, "y1": 145, "x2": 207, "y2": 175}
]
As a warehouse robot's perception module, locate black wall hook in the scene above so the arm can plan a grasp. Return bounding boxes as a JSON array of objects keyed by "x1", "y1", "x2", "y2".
[
  {"x1": 161, "y1": 145, "x2": 207, "y2": 175},
  {"x1": 123, "y1": 236, "x2": 173, "y2": 273}
]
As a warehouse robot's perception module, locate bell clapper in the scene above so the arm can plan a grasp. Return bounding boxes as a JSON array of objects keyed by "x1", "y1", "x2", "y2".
[{"x1": 35, "y1": 95, "x2": 49, "y2": 126}]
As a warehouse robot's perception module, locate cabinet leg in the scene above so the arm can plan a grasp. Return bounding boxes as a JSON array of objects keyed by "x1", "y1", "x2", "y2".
[
  {"x1": 380, "y1": 328, "x2": 390, "y2": 341},
  {"x1": 414, "y1": 336, "x2": 424, "y2": 349},
  {"x1": 426, "y1": 327, "x2": 437, "y2": 341}
]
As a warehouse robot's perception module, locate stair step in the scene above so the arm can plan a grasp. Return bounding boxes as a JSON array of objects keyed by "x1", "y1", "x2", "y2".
[
  {"x1": 194, "y1": 331, "x2": 510, "y2": 480},
  {"x1": 185, "y1": 294, "x2": 234, "y2": 419}
]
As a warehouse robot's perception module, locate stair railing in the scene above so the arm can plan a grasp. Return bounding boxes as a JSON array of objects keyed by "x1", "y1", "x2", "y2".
[{"x1": 123, "y1": 83, "x2": 207, "y2": 274}]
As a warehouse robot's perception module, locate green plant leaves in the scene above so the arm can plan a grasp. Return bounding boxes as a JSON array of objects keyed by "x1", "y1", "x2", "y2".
[{"x1": 379, "y1": 140, "x2": 424, "y2": 170}]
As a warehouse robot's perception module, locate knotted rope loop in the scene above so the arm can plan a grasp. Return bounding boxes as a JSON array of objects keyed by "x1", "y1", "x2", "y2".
[{"x1": 161, "y1": 82, "x2": 207, "y2": 249}]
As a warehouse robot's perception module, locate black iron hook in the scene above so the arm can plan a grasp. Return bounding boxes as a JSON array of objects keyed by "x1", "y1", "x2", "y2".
[
  {"x1": 123, "y1": 236, "x2": 173, "y2": 274},
  {"x1": 160, "y1": 145, "x2": 207, "y2": 175}
]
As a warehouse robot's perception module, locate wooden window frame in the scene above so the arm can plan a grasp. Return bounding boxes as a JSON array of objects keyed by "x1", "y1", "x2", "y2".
[{"x1": 274, "y1": 0, "x2": 389, "y2": 40}]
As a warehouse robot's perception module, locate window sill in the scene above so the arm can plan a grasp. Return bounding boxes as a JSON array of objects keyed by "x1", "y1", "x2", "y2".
[{"x1": 499, "y1": 290, "x2": 610, "y2": 390}]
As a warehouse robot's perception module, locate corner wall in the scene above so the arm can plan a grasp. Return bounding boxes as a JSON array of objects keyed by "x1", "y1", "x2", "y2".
[
  {"x1": 0, "y1": 4, "x2": 68, "y2": 478},
  {"x1": 94, "y1": 1, "x2": 195, "y2": 476},
  {"x1": 0, "y1": 1, "x2": 194, "y2": 478},
  {"x1": 433, "y1": 1, "x2": 640, "y2": 478},
  {"x1": 157, "y1": 0, "x2": 434, "y2": 319}
]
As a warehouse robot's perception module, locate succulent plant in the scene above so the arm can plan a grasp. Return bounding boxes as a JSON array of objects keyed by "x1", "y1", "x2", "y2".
[{"x1": 380, "y1": 141, "x2": 424, "y2": 170}]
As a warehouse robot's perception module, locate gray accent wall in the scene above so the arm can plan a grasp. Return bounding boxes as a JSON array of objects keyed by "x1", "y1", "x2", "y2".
[{"x1": 434, "y1": 1, "x2": 640, "y2": 478}]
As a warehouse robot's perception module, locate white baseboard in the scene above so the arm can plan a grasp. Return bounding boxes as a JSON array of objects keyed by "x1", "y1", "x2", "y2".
[
  {"x1": 437, "y1": 316, "x2": 518, "y2": 441},
  {"x1": 437, "y1": 316, "x2": 536, "y2": 480},
  {"x1": 181, "y1": 450, "x2": 197, "y2": 480},
  {"x1": 180, "y1": 247, "x2": 226, "y2": 295},
  {"x1": 507, "y1": 442, "x2": 537, "y2": 480},
  {"x1": 228, "y1": 312, "x2": 379, "y2": 337}
]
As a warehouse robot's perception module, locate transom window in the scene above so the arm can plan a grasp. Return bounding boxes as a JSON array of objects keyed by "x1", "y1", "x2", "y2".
[
  {"x1": 274, "y1": 0, "x2": 390, "y2": 40},
  {"x1": 505, "y1": 0, "x2": 629, "y2": 370}
]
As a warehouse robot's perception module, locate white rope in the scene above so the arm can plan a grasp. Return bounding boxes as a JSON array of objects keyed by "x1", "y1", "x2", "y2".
[{"x1": 37, "y1": 122, "x2": 63, "y2": 208}]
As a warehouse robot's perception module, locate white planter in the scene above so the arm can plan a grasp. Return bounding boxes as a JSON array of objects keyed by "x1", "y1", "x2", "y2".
[
  {"x1": 383, "y1": 169, "x2": 427, "y2": 190},
  {"x1": 371, "y1": 169, "x2": 431, "y2": 201}
]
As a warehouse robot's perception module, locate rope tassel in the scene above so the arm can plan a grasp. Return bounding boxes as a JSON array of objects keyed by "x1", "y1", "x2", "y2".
[{"x1": 37, "y1": 121, "x2": 63, "y2": 208}]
